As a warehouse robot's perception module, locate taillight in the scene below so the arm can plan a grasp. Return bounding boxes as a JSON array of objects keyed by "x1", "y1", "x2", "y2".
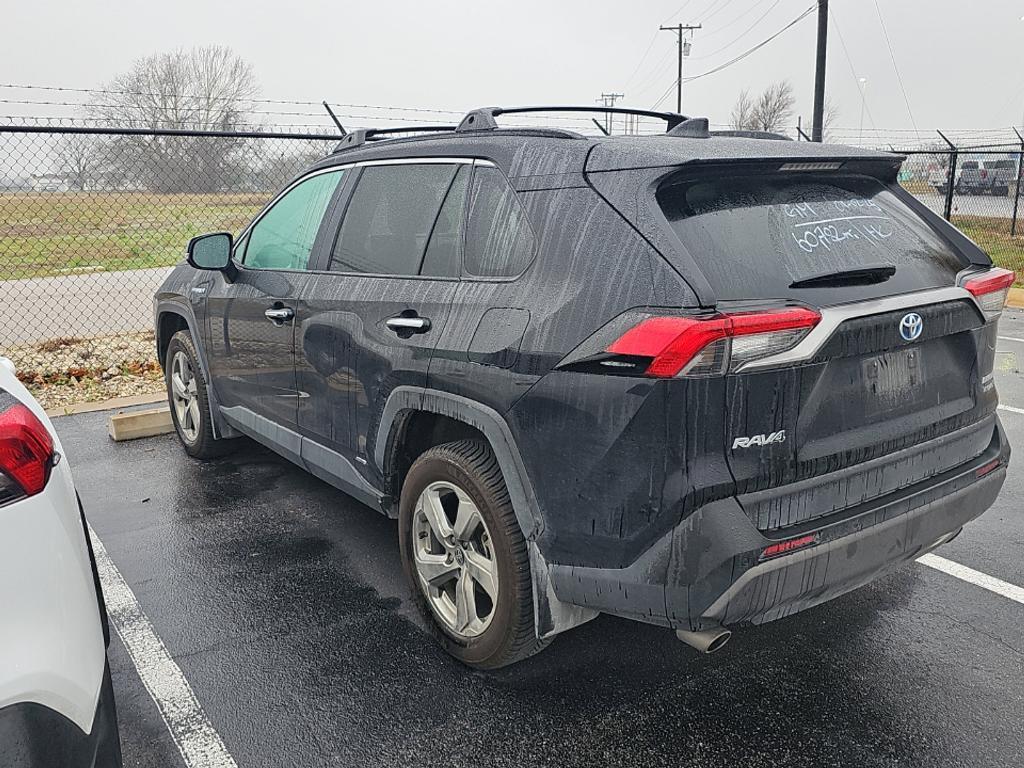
[
  {"x1": 602, "y1": 307, "x2": 820, "y2": 378},
  {"x1": 0, "y1": 399, "x2": 55, "y2": 501},
  {"x1": 963, "y1": 267, "x2": 1015, "y2": 321}
]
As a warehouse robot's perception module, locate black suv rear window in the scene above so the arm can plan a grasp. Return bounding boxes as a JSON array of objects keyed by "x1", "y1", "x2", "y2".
[{"x1": 657, "y1": 174, "x2": 964, "y2": 301}]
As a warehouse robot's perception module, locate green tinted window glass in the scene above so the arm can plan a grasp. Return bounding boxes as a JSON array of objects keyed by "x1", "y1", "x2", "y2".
[{"x1": 244, "y1": 170, "x2": 344, "y2": 270}]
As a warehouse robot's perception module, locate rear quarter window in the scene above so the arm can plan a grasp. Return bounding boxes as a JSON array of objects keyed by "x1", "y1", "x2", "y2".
[
  {"x1": 464, "y1": 166, "x2": 535, "y2": 278},
  {"x1": 657, "y1": 174, "x2": 965, "y2": 302}
]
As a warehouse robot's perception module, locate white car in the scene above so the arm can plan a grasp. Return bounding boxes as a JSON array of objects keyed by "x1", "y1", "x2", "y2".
[{"x1": 0, "y1": 357, "x2": 121, "y2": 767}]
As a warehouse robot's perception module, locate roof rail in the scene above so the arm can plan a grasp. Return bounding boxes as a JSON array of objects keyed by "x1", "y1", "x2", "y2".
[
  {"x1": 456, "y1": 105, "x2": 688, "y2": 132},
  {"x1": 331, "y1": 125, "x2": 457, "y2": 153}
]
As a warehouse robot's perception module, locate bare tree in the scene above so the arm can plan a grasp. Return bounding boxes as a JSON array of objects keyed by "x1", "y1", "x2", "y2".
[
  {"x1": 53, "y1": 133, "x2": 103, "y2": 191},
  {"x1": 750, "y1": 81, "x2": 795, "y2": 133},
  {"x1": 730, "y1": 89, "x2": 756, "y2": 131},
  {"x1": 730, "y1": 80, "x2": 796, "y2": 134},
  {"x1": 88, "y1": 46, "x2": 259, "y2": 192}
]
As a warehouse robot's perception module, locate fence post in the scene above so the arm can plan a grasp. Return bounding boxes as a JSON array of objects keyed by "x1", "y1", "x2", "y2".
[
  {"x1": 938, "y1": 130, "x2": 957, "y2": 222},
  {"x1": 1012, "y1": 127, "x2": 1023, "y2": 237}
]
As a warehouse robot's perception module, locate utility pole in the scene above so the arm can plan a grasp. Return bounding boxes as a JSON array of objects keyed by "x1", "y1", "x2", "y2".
[
  {"x1": 660, "y1": 23, "x2": 701, "y2": 114},
  {"x1": 811, "y1": 0, "x2": 828, "y2": 141},
  {"x1": 596, "y1": 92, "x2": 625, "y2": 134}
]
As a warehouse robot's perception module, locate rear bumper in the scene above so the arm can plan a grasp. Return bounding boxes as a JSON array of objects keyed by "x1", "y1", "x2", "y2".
[
  {"x1": 698, "y1": 463, "x2": 1005, "y2": 627},
  {"x1": 547, "y1": 419, "x2": 1010, "y2": 631},
  {"x1": 0, "y1": 662, "x2": 121, "y2": 768}
]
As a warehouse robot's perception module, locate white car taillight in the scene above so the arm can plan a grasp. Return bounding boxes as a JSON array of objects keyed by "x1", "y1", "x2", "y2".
[
  {"x1": 0, "y1": 392, "x2": 55, "y2": 503},
  {"x1": 963, "y1": 267, "x2": 1016, "y2": 321}
]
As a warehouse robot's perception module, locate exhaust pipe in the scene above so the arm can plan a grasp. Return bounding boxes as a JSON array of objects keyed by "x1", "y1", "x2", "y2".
[{"x1": 676, "y1": 625, "x2": 732, "y2": 654}]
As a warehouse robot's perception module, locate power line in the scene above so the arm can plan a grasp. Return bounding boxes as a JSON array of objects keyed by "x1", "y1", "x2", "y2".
[
  {"x1": 650, "y1": 80, "x2": 678, "y2": 111},
  {"x1": 630, "y1": 45, "x2": 680, "y2": 99},
  {"x1": 682, "y1": 4, "x2": 817, "y2": 84},
  {"x1": 623, "y1": 32, "x2": 661, "y2": 89},
  {"x1": 871, "y1": 0, "x2": 920, "y2": 138},
  {"x1": 660, "y1": 0, "x2": 695, "y2": 25},
  {"x1": 700, "y1": 0, "x2": 740, "y2": 26},
  {"x1": 0, "y1": 82, "x2": 466, "y2": 115},
  {"x1": 829, "y1": 3, "x2": 877, "y2": 130},
  {"x1": 689, "y1": 0, "x2": 781, "y2": 60},
  {"x1": 0, "y1": 96, "x2": 617, "y2": 128},
  {"x1": 697, "y1": 0, "x2": 771, "y2": 40}
]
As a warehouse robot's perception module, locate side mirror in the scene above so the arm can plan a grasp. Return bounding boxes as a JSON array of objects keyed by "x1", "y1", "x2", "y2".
[{"x1": 187, "y1": 232, "x2": 233, "y2": 271}]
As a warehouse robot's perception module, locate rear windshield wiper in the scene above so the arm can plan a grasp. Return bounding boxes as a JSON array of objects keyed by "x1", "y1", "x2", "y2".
[{"x1": 789, "y1": 265, "x2": 896, "y2": 289}]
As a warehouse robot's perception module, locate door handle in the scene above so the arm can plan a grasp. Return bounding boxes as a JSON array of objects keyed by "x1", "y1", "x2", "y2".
[
  {"x1": 385, "y1": 316, "x2": 431, "y2": 334},
  {"x1": 264, "y1": 307, "x2": 294, "y2": 324}
]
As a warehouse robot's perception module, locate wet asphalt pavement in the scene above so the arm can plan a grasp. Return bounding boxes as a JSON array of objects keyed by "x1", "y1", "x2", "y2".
[{"x1": 62, "y1": 310, "x2": 1024, "y2": 768}]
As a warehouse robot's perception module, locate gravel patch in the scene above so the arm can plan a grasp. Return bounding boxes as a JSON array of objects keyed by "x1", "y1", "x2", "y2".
[{"x1": 2, "y1": 332, "x2": 164, "y2": 410}]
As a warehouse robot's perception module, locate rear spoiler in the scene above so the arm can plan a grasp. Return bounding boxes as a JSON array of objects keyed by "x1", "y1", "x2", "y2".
[{"x1": 635, "y1": 156, "x2": 906, "y2": 186}]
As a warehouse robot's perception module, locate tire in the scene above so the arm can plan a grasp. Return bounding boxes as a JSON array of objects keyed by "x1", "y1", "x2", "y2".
[
  {"x1": 398, "y1": 439, "x2": 550, "y2": 669},
  {"x1": 164, "y1": 330, "x2": 225, "y2": 459}
]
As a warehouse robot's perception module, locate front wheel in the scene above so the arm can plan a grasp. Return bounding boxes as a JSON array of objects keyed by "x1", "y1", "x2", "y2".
[
  {"x1": 398, "y1": 439, "x2": 550, "y2": 669},
  {"x1": 165, "y1": 330, "x2": 224, "y2": 459}
]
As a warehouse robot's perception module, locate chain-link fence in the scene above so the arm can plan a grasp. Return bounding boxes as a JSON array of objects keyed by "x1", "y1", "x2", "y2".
[
  {"x1": 0, "y1": 124, "x2": 340, "y2": 347},
  {"x1": 894, "y1": 145, "x2": 1024, "y2": 278},
  {"x1": 1, "y1": 123, "x2": 1022, "y2": 404}
]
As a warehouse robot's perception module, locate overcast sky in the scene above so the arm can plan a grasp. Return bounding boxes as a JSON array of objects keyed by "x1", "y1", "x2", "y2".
[{"x1": 4, "y1": 0, "x2": 1023, "y2": 142}]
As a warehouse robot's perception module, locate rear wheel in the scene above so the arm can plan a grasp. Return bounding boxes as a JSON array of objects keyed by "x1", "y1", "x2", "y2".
[
  {"x1": 398, "y1": 439, "x2": 550, "y2": 669},
  {"x1": 165, "y1": 330, "x2": 224, "y2": 459}
]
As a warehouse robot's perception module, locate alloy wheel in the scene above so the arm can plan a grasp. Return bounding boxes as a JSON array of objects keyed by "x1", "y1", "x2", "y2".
[
  {"x1": 412, "y1": 480, "x2": 499, "y2": 639},
  {"x1": 170, "y1": 350, "x2": 201, "y2": 444}
]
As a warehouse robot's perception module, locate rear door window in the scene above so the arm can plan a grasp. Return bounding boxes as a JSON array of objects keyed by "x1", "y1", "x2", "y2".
[
  {"x1": 464, "y1": 165, "x2": 535, "y2": 278},
  {"x1": 657, "y1": 174, "x2": 965, "y2": 301},
  {"x1": 330, "y1": 163, "x2": 458, "y2": 275}
]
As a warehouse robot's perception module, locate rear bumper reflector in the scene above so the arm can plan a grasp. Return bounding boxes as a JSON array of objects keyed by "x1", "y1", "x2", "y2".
[{"x1": 760, "y1": 533, "x2": 818, "y2": 560}]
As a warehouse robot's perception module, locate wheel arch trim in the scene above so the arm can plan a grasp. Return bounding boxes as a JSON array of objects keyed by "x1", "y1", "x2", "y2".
[
  {"x1": 374, "y1": 387, "x2": 596, "y2": 639},
  {"x1": 374, "y1": 387, "x2": 543, "y2": 540},
  {"x1": 154, "y1": 299, "x2": 237, "y2": 440}
]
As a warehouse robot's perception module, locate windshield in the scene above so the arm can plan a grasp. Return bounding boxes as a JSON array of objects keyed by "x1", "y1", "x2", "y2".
[{"x1": 657, "y1": 174, "x2": 966, "y2": 302}]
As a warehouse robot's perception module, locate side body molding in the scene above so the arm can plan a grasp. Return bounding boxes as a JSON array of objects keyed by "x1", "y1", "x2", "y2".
[
  {"x1": 373, "y1": 386, "x2": 598, "y2": 639},
  {"x1": 220, "y1": 405, "x2": 386, "y2": 512}
]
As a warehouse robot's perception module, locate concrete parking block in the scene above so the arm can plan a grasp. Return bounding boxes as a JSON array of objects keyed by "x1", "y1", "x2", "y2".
[{"x1": 108, "y1": 406, "x2": 173, "y2": 442}]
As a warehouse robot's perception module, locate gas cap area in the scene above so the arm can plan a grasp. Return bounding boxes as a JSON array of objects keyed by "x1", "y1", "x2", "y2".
[{"x1": 468, "y1": 308, "x2": 530, "y2": 368}]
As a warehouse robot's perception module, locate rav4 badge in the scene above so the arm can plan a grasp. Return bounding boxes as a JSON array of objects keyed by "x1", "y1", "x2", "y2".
[{"x1": 732, "y1": 430, "x2": 786, "y2": 449}]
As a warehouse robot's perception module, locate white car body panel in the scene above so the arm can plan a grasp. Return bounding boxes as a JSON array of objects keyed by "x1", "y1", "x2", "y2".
[{"x1": 0, "y1": 358, "x2": 106, "y2": 734}]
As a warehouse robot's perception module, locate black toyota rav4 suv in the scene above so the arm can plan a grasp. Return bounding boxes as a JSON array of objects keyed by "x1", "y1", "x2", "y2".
[{"x1": 156, "y1": 106, "x2": 1012, "y2": 668}]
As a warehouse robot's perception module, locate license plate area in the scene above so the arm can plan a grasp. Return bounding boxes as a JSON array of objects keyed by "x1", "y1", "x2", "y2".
[{"x1": 863, "y1": 347, "x2": 922, "y2": 412}]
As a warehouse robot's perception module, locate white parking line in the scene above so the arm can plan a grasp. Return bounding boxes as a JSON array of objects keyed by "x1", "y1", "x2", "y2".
[
  {"x1": 998, "y1": 404, "x2": 1024, "y2": 416},
  {"x1": 88, "y1": 525, "x2": 238, "y2": 768},
  {"x1": 997, "y1": 335, "x2": 1024, "y2": 344},
  {"x1": 918, "y1": 553, "x2": 1024, "y2": 605}
]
